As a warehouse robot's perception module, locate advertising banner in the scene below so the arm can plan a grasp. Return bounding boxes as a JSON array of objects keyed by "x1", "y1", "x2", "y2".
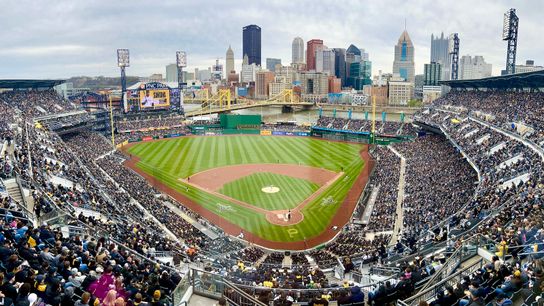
[
  {"x1": 142, "y1": 136, "x2": 153, "y2": 141},
  {"x1": 260, "y1": 130, "x2": 272, "y2": 136}
]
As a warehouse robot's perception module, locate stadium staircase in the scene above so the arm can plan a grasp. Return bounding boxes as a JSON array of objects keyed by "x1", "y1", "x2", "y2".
[
  {"x1": 396, "y1": 234, "x2": 499, "y2": 306},
  {"x1": 2, "y1": 176, "x2": 35, "y2": 224},
  {"x1": 254, "y1": 253, "x2": 268, "y2": 266}
]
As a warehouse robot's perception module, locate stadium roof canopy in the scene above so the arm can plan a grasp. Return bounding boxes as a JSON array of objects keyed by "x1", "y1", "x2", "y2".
[
  {"x1": 0, "y1": 79, "x2": 66, "y2": 89},
  {"x1": 440, "y1": 70, "x2": 544, "y2": 89}
]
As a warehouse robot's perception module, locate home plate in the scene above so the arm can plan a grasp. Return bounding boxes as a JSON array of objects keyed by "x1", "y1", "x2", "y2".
[{"x1": 261, "y1": 186, "x2": 280, "y2": 193}]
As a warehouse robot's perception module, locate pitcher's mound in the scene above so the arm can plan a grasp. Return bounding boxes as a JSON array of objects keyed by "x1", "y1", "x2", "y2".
[{"x1": 261, "y1": 186, "x2": 280, "y2": 193}]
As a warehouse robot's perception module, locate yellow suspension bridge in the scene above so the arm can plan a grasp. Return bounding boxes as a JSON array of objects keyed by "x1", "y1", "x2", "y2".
[{"x1": 184, "y1": 89, "x2": 313, "y2": 117}]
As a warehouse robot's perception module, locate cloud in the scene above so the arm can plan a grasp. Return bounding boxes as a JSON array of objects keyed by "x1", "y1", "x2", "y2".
[{"x1": 0, "y1": 0, "x2": 541, "y2": 79}]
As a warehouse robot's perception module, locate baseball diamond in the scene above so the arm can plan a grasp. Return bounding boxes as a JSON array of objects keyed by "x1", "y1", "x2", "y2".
[{"x1": 124, "y1": 135, "x2": 370, "y2": 248}]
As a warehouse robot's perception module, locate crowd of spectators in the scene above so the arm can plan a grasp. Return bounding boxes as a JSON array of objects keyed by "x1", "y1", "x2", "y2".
[
  {"x1": 116, "y1": 117, "x2": 185, "y2": 132},
  {"x1": 0, "y1": 90, "x2": 76, "y2": 119},
  {"x1": 0, "y1": 212, "x2": 182, "y2": 306},
  {"x1": 432, "y1": 91, "x2": 544, "y2": 149},
  {"x1": 365, "y1": 147, "x2": 401, "y2": 232},
  {"x1": 3, "y1": 89, "x2": 544, "y2": 305},
  {"x1": 315, "y1": 116, "x2": 410, "y2": 136},
  {"x1": 394, "y1": 135, "x2": 478, "y2": 245}
]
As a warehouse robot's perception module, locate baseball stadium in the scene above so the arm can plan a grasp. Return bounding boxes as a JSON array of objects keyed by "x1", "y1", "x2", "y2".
[{"x1": 1, "y1": 3, "x2": 543, "y2": 306}]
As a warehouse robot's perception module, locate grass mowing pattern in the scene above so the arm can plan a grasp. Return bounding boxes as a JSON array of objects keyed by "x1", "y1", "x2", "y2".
[
  {"x1": 218, "y1": 172, "x2": 319, "y2": 211},
  {"x1": 127, "y1": 136, "x2": 364, "y2": 243}
]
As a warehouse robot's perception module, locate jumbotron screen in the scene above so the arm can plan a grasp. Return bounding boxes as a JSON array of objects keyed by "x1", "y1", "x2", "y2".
[{"x1": 139, "y1": 89, "x2": 170, "y2": 108}]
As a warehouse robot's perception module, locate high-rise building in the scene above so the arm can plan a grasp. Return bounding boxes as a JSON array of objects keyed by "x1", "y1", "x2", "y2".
[
  {"x1": 346, "y1": 44, "x2": 361, "y2": 57},
  {"x1": 430, "y1": 32, "x2": 451, "y2": 81},
  {"x1": 328, "y1": 76, "x2": 341, "y2": 93},
  {"x1": 242, "y1": 24, "x2": 261, "y2": 66},
  {"x1": 460, "y1": 55, "x2": 492, "y2": 79},
  {"x1": 515, "y1": 60, "x2": 544, "y2": 74},
  {"x1": 393, "y1": 30, "x2": 415, "y2": 83},
  {"x1": 306, "y1": 39, "x2": 324, "y2": 71},
  {"x1": 292, "y1": 37, "x2": 304, "y2": 64},
  {"x1": 424, "y1": 62, "x2": 442, "y2": 86},
  {"x1": 165, "y1": 63, "x2": 178, "y2": 83},
  {"x1": 255, "y1": 71, "x2": 275, "y2": 99},
  {"x1": 388, "y1": 76, "x2": 413, "y2": 105},
  {"x1": 241, "y1": 54, "x2": 260, "y2": 83},
  {"x1": 300, "y1": 71, "x2": 328, "y2": 95},
  {"x1": 226, "y1": 45, "x2": 235, "y2": 76},
  {"x1": 347, "y1": 60, "x2": 372, "y2": 90},
  {"x1": 212, "y1": 59, "x2": 223, "y2": 80},
  {"x1": 266, "y1": 58, "x2": 282, "y2": 72},
  {"x1": 345, "y1": 44, "x2": 362, "y2": 81},
  {"x1": 332, "y1": 48, "x2": 346, "y2": 86},
  {"x1": 315, "y1": 48, "x2": 335, "y2": 75}
]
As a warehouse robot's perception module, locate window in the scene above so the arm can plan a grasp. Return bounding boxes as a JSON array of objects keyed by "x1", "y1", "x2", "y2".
[{"x1": 401, "y1": 42, "x2": 408, "y2": 61}]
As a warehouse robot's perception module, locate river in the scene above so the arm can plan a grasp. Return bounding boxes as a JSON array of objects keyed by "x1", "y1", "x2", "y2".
[{"x1": 183, "y1": 104, "x2": 408, "y2": 125}]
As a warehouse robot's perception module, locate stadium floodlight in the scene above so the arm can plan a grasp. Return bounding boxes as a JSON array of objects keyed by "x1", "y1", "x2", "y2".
[
  {"x1": 176, "y1": 51, "x2": 187, "y2": 68},
  {"x1": 502, "y1": 9, "x2": 513, "y2": 40},
  {"x1": 117, "y1": 49, "x2": 130, "y2": 67}
]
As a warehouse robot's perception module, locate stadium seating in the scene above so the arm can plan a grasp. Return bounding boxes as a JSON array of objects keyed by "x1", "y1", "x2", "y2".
[{"x1": 0, "y1": 89, "x2": 542, "y2": 305}]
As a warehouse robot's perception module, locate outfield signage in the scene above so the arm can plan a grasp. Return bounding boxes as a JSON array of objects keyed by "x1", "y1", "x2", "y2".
[{"x1": 271, "y1": 131, "x2": 309, "y2": 137}]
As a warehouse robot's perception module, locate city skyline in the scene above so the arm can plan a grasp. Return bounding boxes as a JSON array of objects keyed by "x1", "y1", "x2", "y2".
[{"x1": 0, "y1": 0, "x2": 542, "y2": 79}]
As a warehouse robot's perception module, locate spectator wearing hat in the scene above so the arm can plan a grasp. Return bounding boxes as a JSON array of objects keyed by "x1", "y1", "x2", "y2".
[
  {"x1": 150, "y1": 290, "x2": 165, "y2": 306},
  {"x1": 349, "y1": 286, "x2": 364, "y2": 303},
  {"x1": 496, "y1": 270, "x2": 523, "y2": 295}
]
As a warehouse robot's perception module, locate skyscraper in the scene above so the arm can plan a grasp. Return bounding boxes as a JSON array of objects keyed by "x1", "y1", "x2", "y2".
[
  {"x1": 292, "y1": 37, "x2": 304, "y2": 64},
  {"x1": 266, "y1": 58, "x2": 282, "y2": 72},
  {"x1": 332, "y1": 48, "x2": 346, "y2": 86},
  {"x1": 459, "y1": 55, "x2": 492, "y2": 79},
  {"x1": 393, "y1": 30, "x2": 415, "y2": 83},
  {"x1": 431, "y1": 32, "x2": 451, "y2": 81},
  {"x1": 345, "y1": 44, "x2": 362, "y2": 81},
  {"x1": 242, "y1": 24, "x2": 261, "y2": 66},
  {"x1": 165, "y1": 63, "x2": 178, "y2": 83},
  {"x1": 424, "y1": 62, "x2": 442, "y2": 86},
  {"x1": 226, "y1": 45, "x2": 235, "y2": 75},
  {"x1": 315, "y1": 48, "x2": 335, "y2": 75},
  {"x1": 306, "y1": 39, "x2": 324, "y2": 71}
]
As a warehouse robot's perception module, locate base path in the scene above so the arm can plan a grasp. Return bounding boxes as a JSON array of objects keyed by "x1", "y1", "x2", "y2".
[
  {"x1": 122, "y1": 144, "x2": 374, "y2": 250},
  {"x1": 188, "y1": 163, "x2": 337, "y2": 191}
]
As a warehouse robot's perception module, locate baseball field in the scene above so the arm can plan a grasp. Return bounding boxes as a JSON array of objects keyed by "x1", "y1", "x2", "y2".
[{"x1": 125, "y1": 135, "x2": 369, "y2": 249}]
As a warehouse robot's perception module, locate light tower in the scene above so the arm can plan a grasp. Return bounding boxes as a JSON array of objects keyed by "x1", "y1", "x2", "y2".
[
  {"x1": 116, "y1": 49, "x2": 130, "y2": 112},
  {"x1": 449, "y1": 33, "x2": 460, "y2": 80},
  {"x1": 176, "y1": 51, "x2": 187, "y2": 115},
  {"x1": 502, "y1": 8, "x2": 519, "y2": 75}
]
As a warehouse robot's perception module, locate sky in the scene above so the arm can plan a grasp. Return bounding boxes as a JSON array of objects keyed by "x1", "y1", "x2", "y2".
[{"x1": 0, "y1": 0, "x2": 542, "y2": 79}]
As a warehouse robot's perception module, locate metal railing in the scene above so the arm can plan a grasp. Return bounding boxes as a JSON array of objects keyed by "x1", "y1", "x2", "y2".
[
  {"x1": 369, "y1": 265, "x2": 402, "y2": 277},
  {"x1": 399, "y1": 258, "x2": 484, "y2": 306},
  {"x1": 171, "y1": 273, "x2": 190, "y2": 306},
  {"x1": 189, "y1": 266, "x2": 396, "y2": 305},
  {"x1": 417, "y1": 237, "x2": 479, "y2": 292}
]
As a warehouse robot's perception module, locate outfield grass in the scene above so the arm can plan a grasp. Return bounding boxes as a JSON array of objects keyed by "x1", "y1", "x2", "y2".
[
  {"x1": 218, "y1": 172, "x2": 319, "y2": 211},
  {"x1": 127, "y1": 136, "x2": 364, "y2": 243}
]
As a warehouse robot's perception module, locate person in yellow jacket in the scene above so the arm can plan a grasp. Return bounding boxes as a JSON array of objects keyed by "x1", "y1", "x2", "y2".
[{"x1": 496, "y1": 240, "x2": 508, "y2": 258}]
